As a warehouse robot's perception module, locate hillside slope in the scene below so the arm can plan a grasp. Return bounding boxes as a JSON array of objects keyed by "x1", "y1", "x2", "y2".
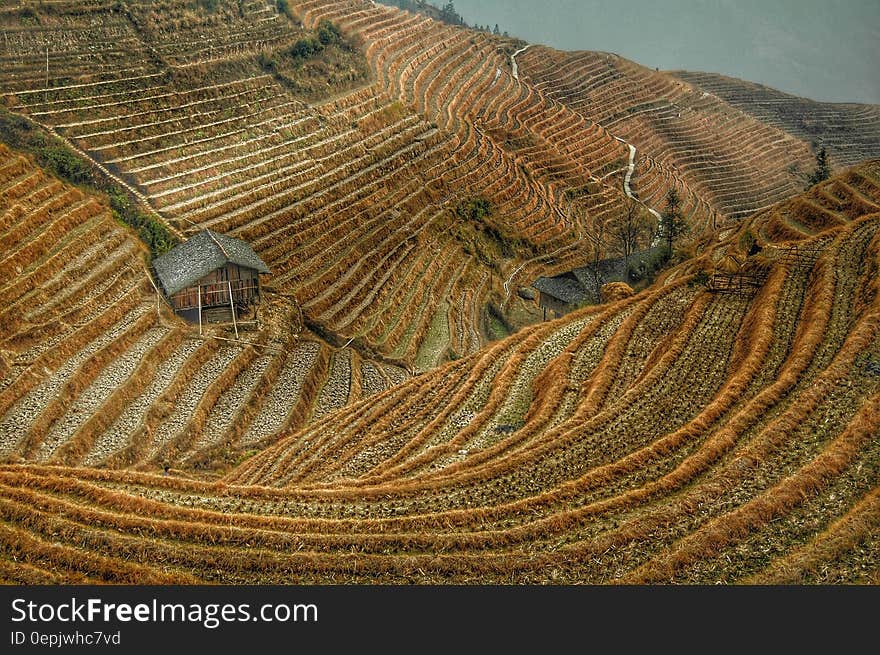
[
  {"x1": 1, "y1": 163, "x2": 877, "y2": 583},
  {"x1": 672, "y1": 71, "x2": 880, "y2": 168},
  {"x1": 3, "y1": 0, "x2": 877, "y2": 369},
  {"x1": 0, "y1": 144, "x2": 407, "y2": 472}
]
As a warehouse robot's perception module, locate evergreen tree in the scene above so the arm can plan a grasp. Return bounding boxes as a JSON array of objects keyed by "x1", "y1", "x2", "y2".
[
  {"x1": 589, "y1": 219, "x2": 608, "y2": 302},
  {"x1": 807, "y1": 146, "x2": 831, "y2": 187},
  {"x1": 493, "y1": 24, "x2": 500, "y2": 35},
  {"x1": 440, "y1": 2, "x2": 462, "y2": 25},
  {"x1": 658, "y1": 188, "x2": 687, "y2": 258}
]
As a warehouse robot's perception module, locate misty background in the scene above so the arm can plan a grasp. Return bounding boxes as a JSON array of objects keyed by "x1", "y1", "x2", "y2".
[{"x1": 448, "y1": 0, "x2": 879, "y2": 105}]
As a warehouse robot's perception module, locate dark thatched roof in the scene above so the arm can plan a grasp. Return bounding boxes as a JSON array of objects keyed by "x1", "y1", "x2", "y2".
[
  {"x1": 532, "y1": 274, "x2": 589, "y2": 304},
  {"x1": 153, "y1": 230, "x2": 270, "y2": 296}
]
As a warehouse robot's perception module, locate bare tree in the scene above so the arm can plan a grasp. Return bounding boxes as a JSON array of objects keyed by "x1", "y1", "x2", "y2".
[
  {"x1": 589, "y1": 218, "x2": 607, "y2": 302},
  {"x1": 609, "y1": 198, "x2": 649, "y2": 273}
]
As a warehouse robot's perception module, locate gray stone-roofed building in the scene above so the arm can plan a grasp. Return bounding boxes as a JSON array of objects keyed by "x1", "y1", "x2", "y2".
[
  {"x1": 153, "y1": 229, "x2": 270, "y2": 297},
  {"x1": 530, "y1": 246, "x2": 665, "y2": 319},
  {"x1": 153, "y1": 230, "x2": 270, "y2": 330},
  {"x1": 532, "y1": 272, "x2": 591, "y2": 319},
  {"x1": 532, "y1": 274, "x2": 590, "y2": 305}
]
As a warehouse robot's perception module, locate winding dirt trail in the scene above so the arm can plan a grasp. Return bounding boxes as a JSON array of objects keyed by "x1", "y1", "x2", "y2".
[
  {"x1": 614, "y1": 136, "x2": 662, "y2": 221},
  {"x1": 510, "y1": 44, "x2": 532, "y2": 81}
]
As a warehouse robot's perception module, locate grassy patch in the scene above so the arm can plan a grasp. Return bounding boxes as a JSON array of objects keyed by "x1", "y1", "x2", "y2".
[
  {"x1": 486, "y1": 314, "x2": 511, "y2": 341},
  {"x1": 0, "y1": 109, "x2": 177, "y2": 258},
  {"x1": 414, "y1": 301, "x2": 451, "y2": 372},
  {"x1": 445, "y1": 197, "x2": 538, "y2": 270},
  {"x1": 485, "y1": 302, "x2": 513, "y2": 341},
  {"x1": 257, "y1": 20, "x2": 370, "y2": 100}
]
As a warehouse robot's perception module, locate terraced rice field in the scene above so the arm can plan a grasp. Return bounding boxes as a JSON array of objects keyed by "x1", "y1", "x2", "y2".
[
  {"x1": 0, "y1": 144, "x2": 405, "y2": 473},
  {"x1": 517, "y1": 48, "x2": 816, "y2": 226},
  {"x1": 672, "y1": 71, "x2": 880, "y2": 169},
  {"x1": 0, "y1": 0, "x2": 878, "y2": 585},
  {"x1": 6, "y1": 1, "x2": 875, "y2": 367},
  {"x1": 1, "y1": 157, "x2": 877, "y2": 583}
]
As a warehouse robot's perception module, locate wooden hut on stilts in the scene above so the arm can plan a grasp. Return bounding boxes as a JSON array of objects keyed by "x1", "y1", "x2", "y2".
[{"x1": 152, "y1": 229, "x2": 270, "y2": 337}]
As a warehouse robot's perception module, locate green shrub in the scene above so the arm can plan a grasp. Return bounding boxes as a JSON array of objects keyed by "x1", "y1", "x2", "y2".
[
  {"x1": 288, "y1": 34, "x2": 326, "y2": 59},
  {"x1": 628, "y1": 247, "x2": 668, "y2": 282},
  {"x1": 276, "y1": 0, "x2": 293, "y2": 18},
  {"x1": 17, "y1": 7, "x2": 39, "y2": 22},
  {"x1": 257, "y1": 51, "x2": 277, "y2": 73},
  {"x1": 455, "y1": 197, "x2": 491, "y2": 223},
  {"x1": 108, "y1": 190, "x2": 176, "y2": 257},
  {"x1": 40, "y1": 145, "x2": 94, "y2": 185},
  {"x1": 0, "y1": 109, "x2": 176, "y2": 258},
  {"x1": 316, "y1": 20, "x2": 342, "y2": 46},
  {"x1": 691, "y1": 270, "x2": 710, "y2": 287}
]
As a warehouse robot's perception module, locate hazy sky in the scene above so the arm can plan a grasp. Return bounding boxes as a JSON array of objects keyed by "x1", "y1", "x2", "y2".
[{"x1": 450, "y1": 0, "x2": 879, "y2": 104}]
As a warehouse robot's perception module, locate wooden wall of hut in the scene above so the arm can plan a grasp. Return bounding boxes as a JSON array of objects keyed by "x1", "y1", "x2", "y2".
[{"x1": 170, "y1": 264, "x2": 260, "y2": 312}]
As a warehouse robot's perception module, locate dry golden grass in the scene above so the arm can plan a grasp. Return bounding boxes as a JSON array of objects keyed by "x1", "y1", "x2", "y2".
[
  {"x1": 600, "y1": 282, "x2": 634, "y2": 303},
  {"x1": 0, "y1": 0, "x2": 879, "y2": 583}
]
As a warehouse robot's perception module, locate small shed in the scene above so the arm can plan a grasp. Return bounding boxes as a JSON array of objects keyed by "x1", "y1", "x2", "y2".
[
  {"x1": 153, "y1": 229, "x2": 270, "y2": 334},
  {"x1": 531, "y1": 249, "x2": 658, "y2": 318},
  {"x1": 532, "y1": 273, "x2": 590, "y2": 319}
]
